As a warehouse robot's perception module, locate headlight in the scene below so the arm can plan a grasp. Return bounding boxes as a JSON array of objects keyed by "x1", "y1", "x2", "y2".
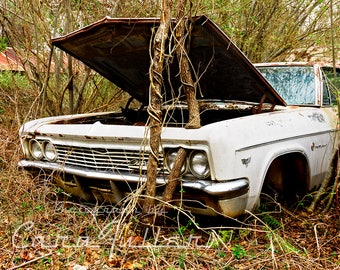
[
  {"x1": 188, "y1": 150, "x2": 210, "y2": 179},
  {"x1": 165, "y1": 149, "x2": 187, "y2": 174},
  {"x1": 43, "y1": 141, "x2": 57, "y2": 161},
  {"x1": 29, "y1": 140, "x2": 43, "y2": 160}
]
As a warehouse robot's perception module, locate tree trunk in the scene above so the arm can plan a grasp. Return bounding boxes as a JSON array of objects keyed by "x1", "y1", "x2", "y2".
[
  {"x1": 65, "y1": 0, "x2": 74, "y2": 114},
  {"x1": 174, "y1": 0, "x2": 201, "y2": 129},
  {"x1": 142, "y1": 0, "x2": 172, "y2": 225},
  {"x1": 161, "y1": 0, "x2": 201, "y2": 205},
  {"x1": 307, "y1": 2, "x2": 340, "y2": 214},
  {"x1": 163, "y1": 148, "x2": 187, "y2": 202}
]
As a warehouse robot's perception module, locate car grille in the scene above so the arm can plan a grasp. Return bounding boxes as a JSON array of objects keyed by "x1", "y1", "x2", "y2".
[{"x1": 54, "y1": 145, "x2": 165, "y2": 175}]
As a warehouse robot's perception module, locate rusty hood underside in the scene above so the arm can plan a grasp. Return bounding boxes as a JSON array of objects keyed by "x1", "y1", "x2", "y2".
[{"x1": 52, "y1": 15, "x2": 285, "y2": 106}]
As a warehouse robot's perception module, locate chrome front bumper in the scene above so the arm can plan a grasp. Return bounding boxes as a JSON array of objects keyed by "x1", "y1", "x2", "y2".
[{"x1": 19, "y1": 159, "x2": 249, "y2": 199}]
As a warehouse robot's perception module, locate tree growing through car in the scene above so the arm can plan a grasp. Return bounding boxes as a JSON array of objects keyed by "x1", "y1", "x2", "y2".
[
  {"x1": 141, "y1": 0, "x2": 171, "y2": 225},
  {"x1": 142, "y1": 0, "x2": 201, "y2": 225}
]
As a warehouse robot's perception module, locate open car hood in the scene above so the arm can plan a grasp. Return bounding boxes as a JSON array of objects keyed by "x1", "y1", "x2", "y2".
[{"x1": 52, "y1": 15, "x2": 285, "y2": 106}]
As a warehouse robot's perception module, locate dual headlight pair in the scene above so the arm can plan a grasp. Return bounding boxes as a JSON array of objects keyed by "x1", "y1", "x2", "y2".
[
  {"x1": 28, "y1": 139, "x2": 57, "y2": 161},
  {"x1": 164, "y1": 148, "x2": 210, "y2": 179},
  {"x1": 27, "y1": 140, "x2": 211, "y2": 179}
]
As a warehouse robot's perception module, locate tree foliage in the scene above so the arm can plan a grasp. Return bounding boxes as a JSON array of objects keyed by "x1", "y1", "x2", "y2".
[{"x1": 206, "y1": 0, "x2": 340, "y2": 62}]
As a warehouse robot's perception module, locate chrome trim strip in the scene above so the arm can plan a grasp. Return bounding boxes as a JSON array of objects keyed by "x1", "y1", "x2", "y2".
[{"x1": 236, "y1": 129, "x2": 336, "y2": 152}]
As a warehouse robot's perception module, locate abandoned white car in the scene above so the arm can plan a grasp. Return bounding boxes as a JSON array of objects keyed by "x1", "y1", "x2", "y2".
[{"x1": 18, "y1": 16, "x2": 339, "y2": 217}]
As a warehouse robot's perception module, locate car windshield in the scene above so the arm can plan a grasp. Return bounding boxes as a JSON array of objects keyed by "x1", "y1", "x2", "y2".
[{"x1": 257, "y1": 66, "x2": 315, "y2": 105}]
